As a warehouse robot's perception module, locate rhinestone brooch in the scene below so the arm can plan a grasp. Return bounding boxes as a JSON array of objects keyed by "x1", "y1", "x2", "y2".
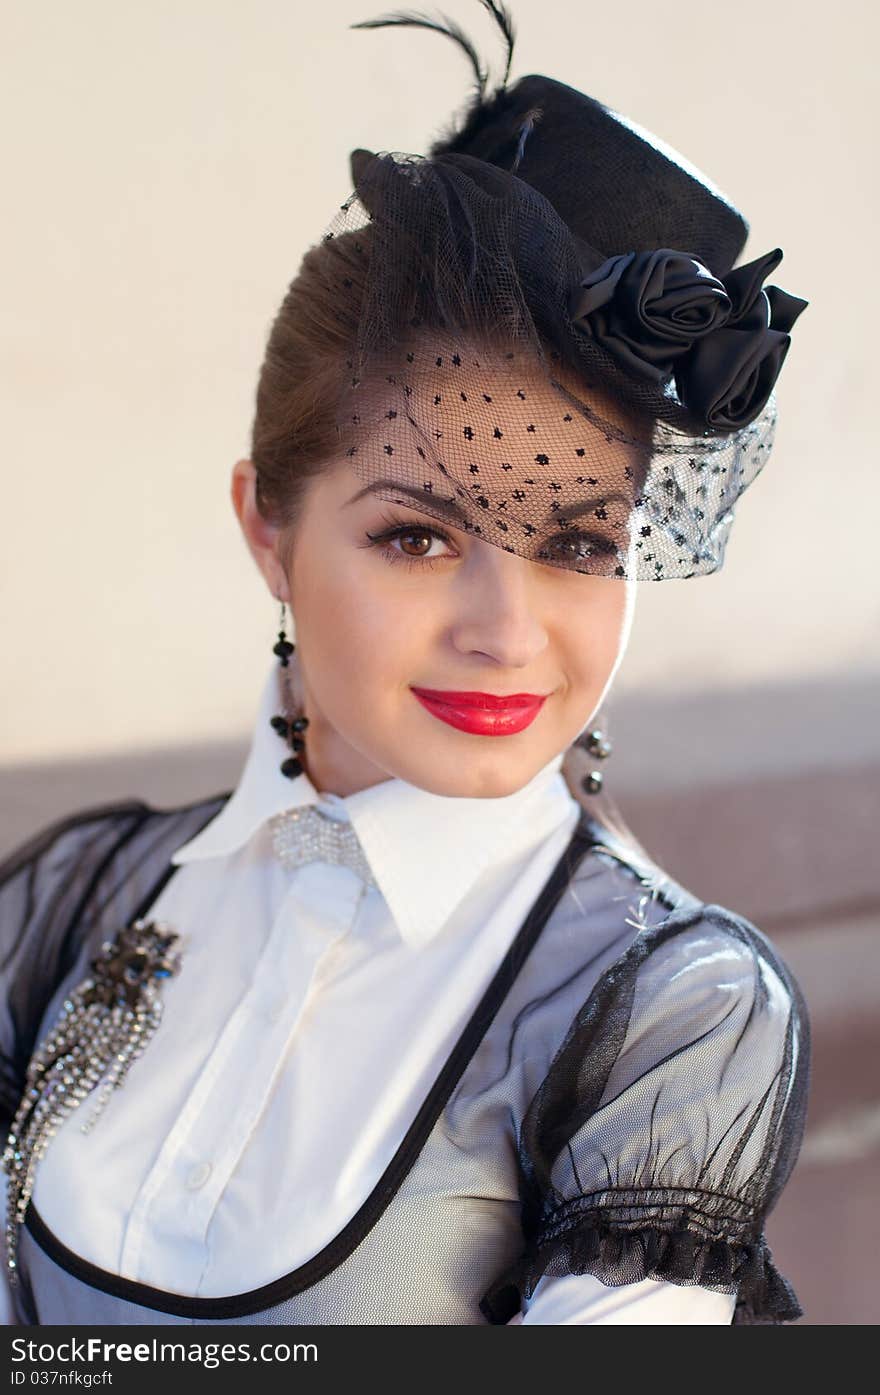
[{"x1": 0, "y1": 919, "x2": 182, "y2": 1285}]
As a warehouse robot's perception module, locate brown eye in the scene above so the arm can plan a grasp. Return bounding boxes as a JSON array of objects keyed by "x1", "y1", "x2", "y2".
[
  {"x1": 546, "y1": 531, "x2": 615, "y2": 560},
  {"x1": 397, "y1": 529, "x2": 434, "y2": 556},
  {"x1": 364, "y1": 518, "x2": 457, "y2": 566}
]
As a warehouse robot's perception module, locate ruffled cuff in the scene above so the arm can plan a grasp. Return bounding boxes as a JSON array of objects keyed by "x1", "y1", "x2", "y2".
[{"x1": 479, "y1": 1188, "x2": 803, "y2": 1325}]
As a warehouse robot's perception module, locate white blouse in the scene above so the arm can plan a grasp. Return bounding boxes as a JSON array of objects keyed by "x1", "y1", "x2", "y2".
[{"x1": 1, "y1": 662, "x2": 735, "y2": 1325}]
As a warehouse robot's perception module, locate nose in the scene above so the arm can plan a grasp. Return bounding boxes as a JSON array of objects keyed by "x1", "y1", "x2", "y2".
[{"x1": 449, "y1": 544, "x2": 549, "y2": 669}]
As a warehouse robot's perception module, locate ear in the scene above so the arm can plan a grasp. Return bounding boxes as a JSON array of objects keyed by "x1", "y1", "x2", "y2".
[{"x1": 230, "y1": 459, "x2": 291, "y2": 603}]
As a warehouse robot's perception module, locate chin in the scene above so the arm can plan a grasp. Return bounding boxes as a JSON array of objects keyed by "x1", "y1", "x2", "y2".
[{"x1": 403, "y1": 751, "x2": 547, "y2": 800}]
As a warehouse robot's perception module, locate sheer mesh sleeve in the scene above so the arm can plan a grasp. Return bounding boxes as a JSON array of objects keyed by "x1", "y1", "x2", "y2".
[
  {"x1": 0, "y1": 794, "x2": 235, "y2": 1141},
  {"x1": 480, "y1": 902, "x2": 811, "y2": 1325},
  {"x1": 0, "y1": 803, "x2": 154, "y2": 1133}
]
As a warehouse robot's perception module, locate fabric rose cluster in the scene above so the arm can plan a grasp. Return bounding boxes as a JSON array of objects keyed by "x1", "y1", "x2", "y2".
[{"x1": 569, "y1": 246, "x2": 808, "y2": 430}]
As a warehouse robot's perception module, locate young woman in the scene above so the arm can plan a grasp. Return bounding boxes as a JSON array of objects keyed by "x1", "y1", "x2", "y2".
[{"x1": 0, "y1": 3, "x2": 811, "y2": 1325}]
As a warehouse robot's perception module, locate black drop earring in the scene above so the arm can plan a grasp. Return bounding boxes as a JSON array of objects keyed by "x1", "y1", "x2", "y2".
[
  {"x1": 269, "y1": 599, "x2": 310, "y2": 780},
  {"x1": 579, "y1": 727, "x2": 613, "y2": 795}
]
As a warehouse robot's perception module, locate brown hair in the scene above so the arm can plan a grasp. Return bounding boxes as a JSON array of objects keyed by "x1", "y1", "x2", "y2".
[{"x1": 248, "y1": 230, "x2": 669, "y2": 894}]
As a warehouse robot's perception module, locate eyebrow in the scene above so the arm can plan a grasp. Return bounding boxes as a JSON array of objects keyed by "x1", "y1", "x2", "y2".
[{"x1": 343, "y1": 479, "x2": 630, "y2": 527}]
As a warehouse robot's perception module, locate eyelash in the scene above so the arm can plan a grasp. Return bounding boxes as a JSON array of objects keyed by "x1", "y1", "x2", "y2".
[
  {"x1": 363, "y1": 511, "x2": 458, "y2": 571},
  {"x1": 362, "y1": 508, "x2": 617, "y2": 570}
]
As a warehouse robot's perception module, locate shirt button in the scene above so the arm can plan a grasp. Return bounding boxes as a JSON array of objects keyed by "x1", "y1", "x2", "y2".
[{"x1": 186, "y1": 1162, "x2": 212, "y2": 1190}]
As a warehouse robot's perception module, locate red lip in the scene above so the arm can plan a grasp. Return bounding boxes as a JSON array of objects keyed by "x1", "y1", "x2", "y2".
[{"x1": 410, "y1": 687, "x2": 549, "y2": 736}]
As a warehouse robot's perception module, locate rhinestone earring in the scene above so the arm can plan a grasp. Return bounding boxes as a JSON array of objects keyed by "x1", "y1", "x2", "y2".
[
  {"x1": 579, "y1": 726, "x2": 613, "y2": 795},
  {"x1": 269, "y1": 599, "x2": 309, "y2": 780}
]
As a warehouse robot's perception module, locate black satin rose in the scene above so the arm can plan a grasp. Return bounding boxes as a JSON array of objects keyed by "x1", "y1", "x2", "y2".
[
  {"x1": 569, "y1": 248, "x2": 733, "y2": 382},
  {"x1": 674, "y1": 248, "x2": 809, "y2": 429}
]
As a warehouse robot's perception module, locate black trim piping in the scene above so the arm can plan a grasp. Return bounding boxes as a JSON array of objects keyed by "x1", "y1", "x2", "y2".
[{"x1": 24, "y1": 812, "x2": 600, "y2": 1320}]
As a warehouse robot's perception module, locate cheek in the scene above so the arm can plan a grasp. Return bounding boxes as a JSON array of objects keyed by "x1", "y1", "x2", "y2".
[
  {"x1": 562, "y1": 582, "x2": 629, "y2": 692},
  {"x1": 600, "y1": 585, "x2": 630, "y2": 653},
  {"x1": 291, "y1": 544, "x2": 428, "y2": 702}
]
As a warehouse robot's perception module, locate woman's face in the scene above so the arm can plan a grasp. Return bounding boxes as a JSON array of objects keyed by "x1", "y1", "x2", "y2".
[
  {"x1": 233, "y1": 355, "x2": 639, "y2": 799},
  {"x1": 284, "y1": 470, "x2": 633, "y2": 798}
]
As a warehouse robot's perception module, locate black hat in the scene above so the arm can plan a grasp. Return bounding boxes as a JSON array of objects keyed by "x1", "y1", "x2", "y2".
[
  {"x1": 422, "y1": 72, "x2": 748, "y2": 276},
  {"x1": 312, "y1": 1, "x2": 808, "y2": 579}
]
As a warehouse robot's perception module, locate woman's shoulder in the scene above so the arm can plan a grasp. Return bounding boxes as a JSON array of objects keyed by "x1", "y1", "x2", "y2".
[
  {"x1": 568, "y1": 810, "x2": 810, "y2": 1040},
  {"x1": 0, "y1": 791, "x2": 231, "y2": 901},
  {"x1": 0, "y1": 792, "x2": 234, "y2": 1117},
  {"x1": 572, "y1": 810, "x2": 699, "y2": 914}
]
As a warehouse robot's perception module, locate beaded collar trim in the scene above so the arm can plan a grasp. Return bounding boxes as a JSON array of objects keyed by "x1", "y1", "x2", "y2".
[{"x1": 268, "y1": 806, "x2": 377, "y2": 889}]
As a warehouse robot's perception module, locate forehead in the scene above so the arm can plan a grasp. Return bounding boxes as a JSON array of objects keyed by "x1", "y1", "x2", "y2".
[{"x1": 341, "y1": 338, "x2": 649, "y2": 510}]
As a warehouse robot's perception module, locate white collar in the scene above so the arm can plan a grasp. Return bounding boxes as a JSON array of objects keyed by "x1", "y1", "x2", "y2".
[{"x1": 172, "y1": 662, "x2": 580, "y2": 949}]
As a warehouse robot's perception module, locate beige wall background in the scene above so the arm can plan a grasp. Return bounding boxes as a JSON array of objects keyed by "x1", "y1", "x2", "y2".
[{"x1": 2, "y1": 0, "x2": 877, "y2": 763}]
